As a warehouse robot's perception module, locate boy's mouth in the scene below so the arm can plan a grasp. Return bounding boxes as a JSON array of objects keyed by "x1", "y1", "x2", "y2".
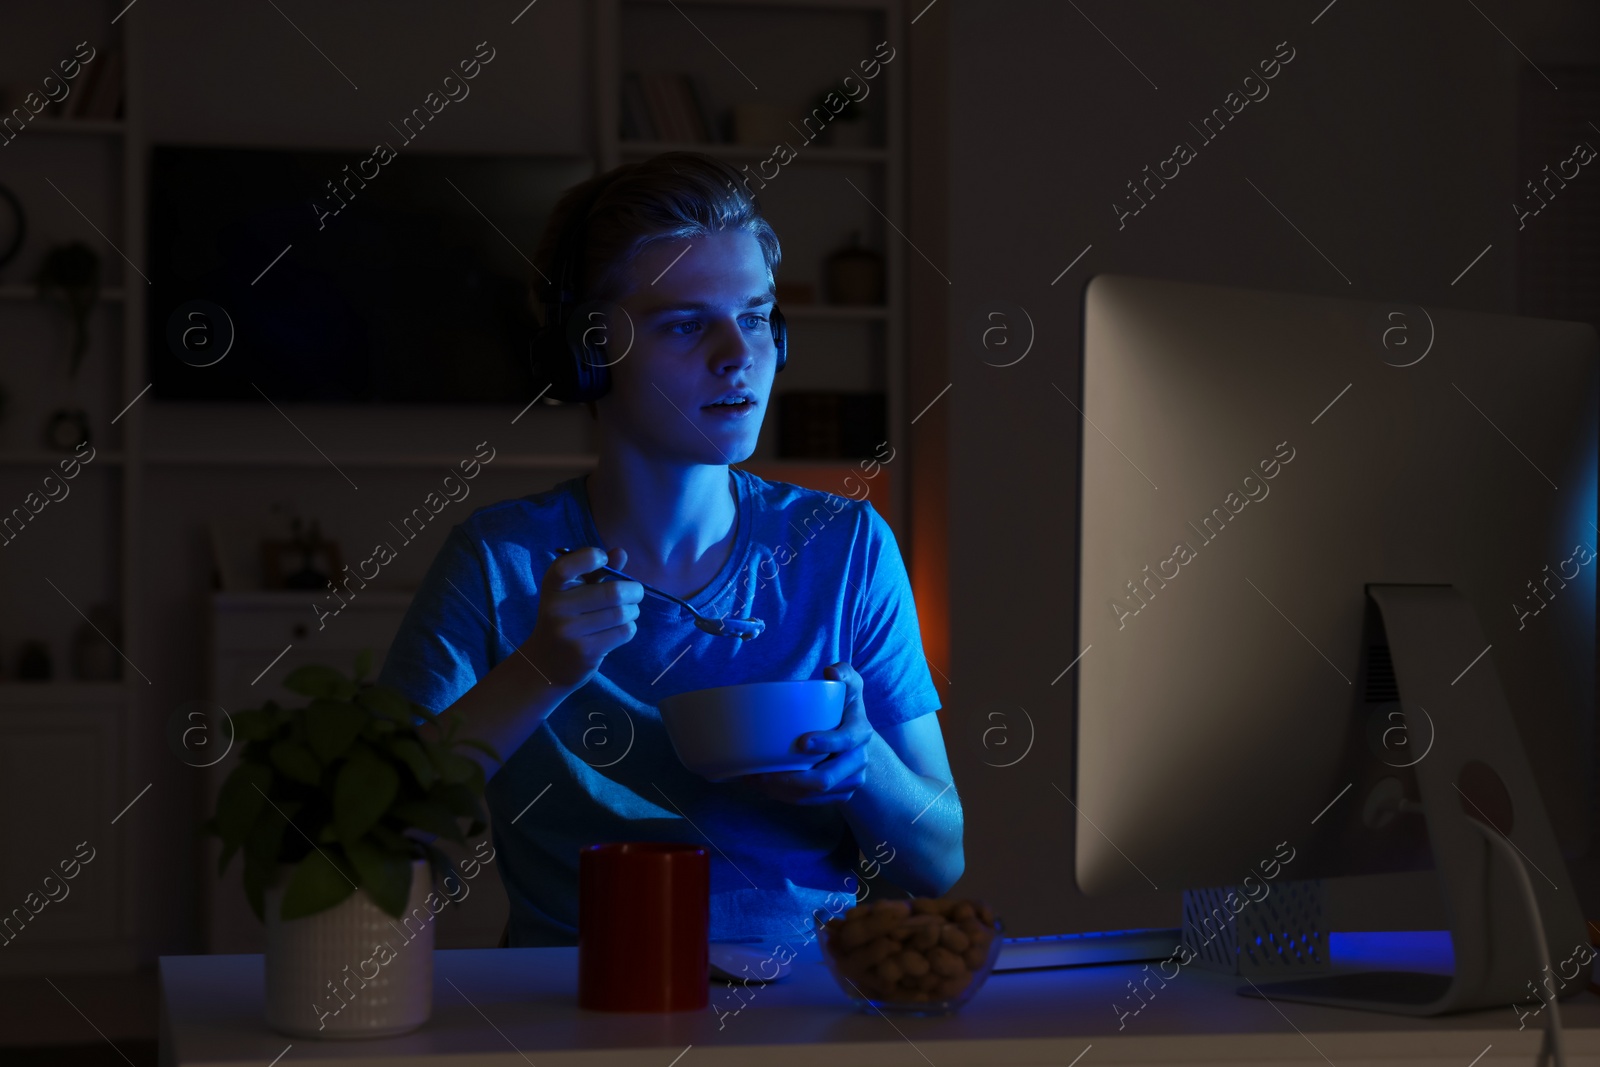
[
  {"x1": 704, "y1": 389, "x2": 757, "y2": 408},
  {"x1": 703, "y1": 395, "x2": 760, "y2": 419}
]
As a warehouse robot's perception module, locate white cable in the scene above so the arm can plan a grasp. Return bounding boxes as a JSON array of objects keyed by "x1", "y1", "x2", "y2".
[{"x1": 1468, "y1": 817, "x2": 1565, "y2": 1067}]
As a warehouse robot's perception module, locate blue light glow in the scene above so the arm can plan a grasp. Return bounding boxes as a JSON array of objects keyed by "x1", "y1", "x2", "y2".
[{"x1": 1329, "y1": 930, "x2": 1453, "y2": 971}]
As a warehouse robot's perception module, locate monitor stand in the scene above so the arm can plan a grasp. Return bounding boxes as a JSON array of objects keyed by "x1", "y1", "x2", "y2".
[{"x1": 1241, "y1": 584, "x2": 1588, "y2": 1015}]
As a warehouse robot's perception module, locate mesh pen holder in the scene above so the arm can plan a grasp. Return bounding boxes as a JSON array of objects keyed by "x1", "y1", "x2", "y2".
[{"x1": 1181, "y1": 879, "x2": 1331, "y2": 978}]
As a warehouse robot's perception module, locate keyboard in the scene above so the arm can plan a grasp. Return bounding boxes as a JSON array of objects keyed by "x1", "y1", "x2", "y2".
[{"x1": 994, "y1": 927, "x2": 1183, "y2": 971}]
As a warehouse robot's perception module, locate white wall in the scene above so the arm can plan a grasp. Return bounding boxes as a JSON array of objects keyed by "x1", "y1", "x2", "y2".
[
  {"x1": 138, "y1": 0, "x2": 588, "y2": 152},
  {"x1": 945, "y1": 0, "x2": 1600, "y2": 936}
]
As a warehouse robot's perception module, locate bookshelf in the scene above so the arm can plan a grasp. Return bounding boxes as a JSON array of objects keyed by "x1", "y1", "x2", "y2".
[
  {"x1": 0, "y1": 0, "x2": 920, "y2": 978},
  {"x1": 0, "y1": 1, "x2": 141, "y2": 975}
]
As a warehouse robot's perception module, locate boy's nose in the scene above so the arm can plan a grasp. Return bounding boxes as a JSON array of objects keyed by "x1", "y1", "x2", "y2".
[{"x1": 712, "y1": 324, "x2": 759, "y2": 370}]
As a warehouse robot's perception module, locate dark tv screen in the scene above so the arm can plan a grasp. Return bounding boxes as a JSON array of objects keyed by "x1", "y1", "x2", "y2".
[{"x1": 147, "y1": 145, "x2": 592, "y2": 402}]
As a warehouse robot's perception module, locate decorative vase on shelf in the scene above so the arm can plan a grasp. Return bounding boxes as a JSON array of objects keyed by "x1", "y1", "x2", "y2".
[
  {"x1": 829, "y1": 119, "x2": 871, "y2": 149},
  {"x1": 71, "y1": 604, "x2": 121, "y2": 681},
  {"x1": 43, "y1": 408, "x2": 90, "y2": 452},
  {"x1": 16, "y1": 640, "x2": 52, "y2": 681},
  {"x1": 265, "y1": 857, "x2": 434, "y2": 1039},
  {"x1": 824, "y1": 231, "x2": 884, "y2": 306}
]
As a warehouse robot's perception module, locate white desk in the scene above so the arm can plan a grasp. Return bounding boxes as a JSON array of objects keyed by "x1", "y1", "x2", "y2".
[{"x1": 159, "y1": 937, "x2": 1600, "y2": 1066}]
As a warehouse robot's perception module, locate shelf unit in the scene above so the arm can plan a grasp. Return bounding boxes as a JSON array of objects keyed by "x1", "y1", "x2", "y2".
[
  {"x1": 0, "y1": 285, "x2": 128, "y2": 301},
  {"x1": 0, "y1": 0, "x2": 913, "y2": 975},
  {"x1": 596, "y1": 0, "x2": 909, "y2": 536},
  {"x1": 0, "y1": 450, "x2": 125, "y2": 466},
  {"x1": 0, "y1": 3, "x2": 142, "y2": 976},
  {"x1": 617, "y1": 140, "x2": 890, "y2": 164},
  {"x1": 14, "y1": 117, "x2": 126, "y2": 137}
]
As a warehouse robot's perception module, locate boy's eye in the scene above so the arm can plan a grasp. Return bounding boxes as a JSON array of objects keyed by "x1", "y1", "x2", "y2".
[{"x1": 665, "y1": 315, "x2": 769, "y2": 336}]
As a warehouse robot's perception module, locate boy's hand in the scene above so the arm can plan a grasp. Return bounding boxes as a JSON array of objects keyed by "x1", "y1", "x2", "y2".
[
  {"x1": 743, "y1": 662, "x2": 875, "y2": 806},
  {"x1": 522, "y1": 546, "x2": 642, "y2": 690}
]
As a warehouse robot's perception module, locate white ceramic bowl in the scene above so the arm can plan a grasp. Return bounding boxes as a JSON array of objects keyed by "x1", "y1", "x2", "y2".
[{"x1": 658, "y1": 680, "x2": 846, "y2": 781}]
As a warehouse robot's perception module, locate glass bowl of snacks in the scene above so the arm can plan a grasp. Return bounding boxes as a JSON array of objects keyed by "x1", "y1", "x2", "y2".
[{"x1": 819, "y1": 897, "x2": 1003, "y2": 1014}]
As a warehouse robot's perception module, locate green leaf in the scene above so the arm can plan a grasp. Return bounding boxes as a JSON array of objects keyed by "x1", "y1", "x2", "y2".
[
  {"x1": 305, "y1": 699, "x2": 368, "y2": 763},
  {"x1": 364, "y1": 718, "x2": 398, "y2": 737},
  {"x1": 391, "y1": 800, "x2": 465, "y2": 843},
  {"x1": 243, "y1": 800, "x2": 294, "y2": 873},
  {"x1": 433, "y1": 781, "x2": 486, "y2": 827},
  {"x1": 240, "y1": 801, "x2": 295, "y2": 922},
  {"x1": 389, "y1": 738, "x2": 439, "y2": 789},
  {"x1": 358, "y1": 685, "x2": 417, "y2": 726},
  {"x1": 214, "y1": 760, "x2": 274, "y2": 845},
  {"x1": 334, "y1": 745, "x2": 399, "y2": 845},
  {"x1": 269, "y1": 740, "x2": 322, "y2": 786},
  {"x1": 243, "y1": 850, "x2": 269, "y2": 922},
  {"x1": 280, "y1": 847, "x2": 358, "y2": 920},
  {"x1": 431, "y1": 746, "x2": 478, "y2": 785},
  {"x1": 346, "y1": 838, "x2": 413, "y2": 918},
  {"x1": 369, "y1": 823, "x2": 419, "y2": 854},
  {"x1": 456, "y1": 737, "x2": 504, "y2": 766},
  {"x1": 353, "y1": 648, "x2": 374, "y2": 682},
  {"x1": 420, "y1": 841, "x2": 462, "y2": 900},
  {"x1": 283, "y1": 664, "x2": 346, "y2": 699},
  {"x1": 217, "y1": 837, "x2": 240, "y2": 876},
  {"x1": 230, "y1": 708, "x2": 282, "y2": 742}
]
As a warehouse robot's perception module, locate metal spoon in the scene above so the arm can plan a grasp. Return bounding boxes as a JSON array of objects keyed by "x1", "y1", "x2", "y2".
[{"x1": 557, "y1": 547, "x2": 765, "y2": 640}]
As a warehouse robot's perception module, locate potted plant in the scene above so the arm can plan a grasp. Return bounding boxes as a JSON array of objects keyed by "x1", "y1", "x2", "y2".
[
  {"x1": 204, "y1": 652, "x2": 501, "y2": 1039},
  {"x1": 34, "y1": 241, "x2": 100, "y2": 378},
  {"x1": 809, "y1": 87, "x2": 869, "y2": 148}
]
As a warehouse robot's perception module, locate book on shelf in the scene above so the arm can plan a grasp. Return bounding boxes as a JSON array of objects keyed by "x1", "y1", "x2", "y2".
[
  {"x1": 682, "y1": 76, "x2": 717, "y2": 143},
  {"x1": 67, "y1": 47, "x2": 106, "y2": 118},
  {"x1": 80, "y1": 42, "x2": 123, "y2": 120},
  {"x1": 621, "y1": 71, "x2": 655, "y2": 140},
  {"x1": 777, "y1": 392, "x2": 887, "y2": 460},
  {"x1": 641, "y1": 72, "x2": 684, "y2": 141},
  {"x1": 633, "y1": 71, "x2": 713, "y2": 144}
]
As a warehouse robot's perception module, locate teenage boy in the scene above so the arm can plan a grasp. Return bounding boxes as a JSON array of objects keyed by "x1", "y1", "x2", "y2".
[{"x1": 379, "y1": 152, "x2": 961, "y2": 947}]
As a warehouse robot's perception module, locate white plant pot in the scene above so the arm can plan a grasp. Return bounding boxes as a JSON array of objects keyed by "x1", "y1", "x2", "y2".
[{"x1": 263, "y1": 857, "x2": 435, "y2": 1039}]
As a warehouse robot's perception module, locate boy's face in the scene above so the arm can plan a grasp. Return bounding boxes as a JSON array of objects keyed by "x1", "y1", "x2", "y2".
[{"x1": 600, "y1": 229, "x2": 777, "y2": 465}]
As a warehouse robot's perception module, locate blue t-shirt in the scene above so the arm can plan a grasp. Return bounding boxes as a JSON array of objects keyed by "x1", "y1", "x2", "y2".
[{"x1": 378, "y1": 467, "x2": 942, "y2": 946}]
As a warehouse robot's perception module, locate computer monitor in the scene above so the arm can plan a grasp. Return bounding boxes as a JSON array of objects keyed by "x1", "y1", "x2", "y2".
[{"x1": 1072, "y1": 273, "x2": 1597, "y2": 1014}]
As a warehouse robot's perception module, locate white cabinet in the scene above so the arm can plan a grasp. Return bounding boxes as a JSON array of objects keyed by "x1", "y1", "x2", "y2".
[
  {"x1": 0, "y1": 685, "x2": 131, "y2": 975},
  {"x1": 203, "y1": 593, "x2": 508, "y2": 953}
]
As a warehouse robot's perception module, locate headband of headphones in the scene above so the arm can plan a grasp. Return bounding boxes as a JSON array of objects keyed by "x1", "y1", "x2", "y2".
[{"x1": 531, "y1": 166, "x2": 788, "y2": 405}]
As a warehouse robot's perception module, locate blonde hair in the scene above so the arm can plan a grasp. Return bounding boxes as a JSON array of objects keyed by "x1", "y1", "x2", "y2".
[{"x1": 534, "y1": 151, "x2": 782, "y2": 310}]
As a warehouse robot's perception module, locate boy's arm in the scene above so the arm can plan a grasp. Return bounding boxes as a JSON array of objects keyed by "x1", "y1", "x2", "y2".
[
  {"x1": 422, "y1": 647, "x2": 579, "y2": 782},
  {"x1": 414, "y1": 545, "x2": 638, "y2": 781},
  {"x1": 743, "y1": 663, "x2": 962, "y2": 895},
  {"x1": 381, "y1": 525, "x2": 581, "y2": 781},
  {"x1": 840, "y1": 710, "x2": 964, "y2": 897}
]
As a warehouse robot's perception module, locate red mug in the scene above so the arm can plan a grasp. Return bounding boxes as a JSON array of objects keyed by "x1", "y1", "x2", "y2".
[{"x1": 578, "y1": 842, "x2": 709, "y2": 1012}]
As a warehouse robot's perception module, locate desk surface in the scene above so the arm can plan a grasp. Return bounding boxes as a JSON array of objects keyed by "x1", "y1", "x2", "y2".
[{"x1": 159, "y1": 937, "x2": 1599, "y2": 1066}]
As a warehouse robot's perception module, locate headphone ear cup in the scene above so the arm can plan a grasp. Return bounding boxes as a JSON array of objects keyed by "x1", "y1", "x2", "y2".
[
  {"x1": 531, "y1": 305, "x2": 582, "y2": 403},
  {"x1": 771, "y1": 305, "x2": 788, "y2": 372},
  {"x1": 570, "y1": 299, "x2": 625, "y2": 403},
  {"x1": 573, "y1": 335, "x2": 610, "y2": 402},
  {"x1": 531, "y1": 302, "x2": 616, "y2": 404}
]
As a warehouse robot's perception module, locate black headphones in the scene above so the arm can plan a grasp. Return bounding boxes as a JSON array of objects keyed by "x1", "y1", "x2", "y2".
[{"x1": 529, "y1": 172, "x2": 788, "y2": 404}]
